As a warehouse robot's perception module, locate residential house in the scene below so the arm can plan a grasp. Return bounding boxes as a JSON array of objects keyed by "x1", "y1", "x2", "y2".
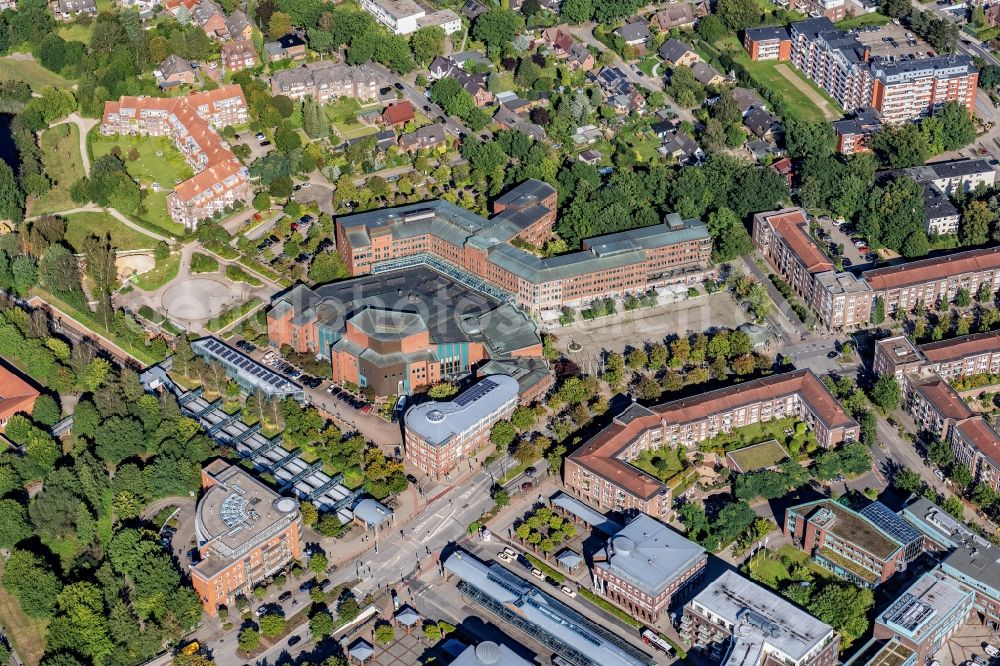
[
  {"x1": 158, "y1": 54, "x2": 195, "y2": 87},
  {"x1": 771, "y1": 157, "x2": 794, "y2": 187},
  {"x1": 451, "y1": 51, "x2": 491, "y2": 69},
  {"x1": 567, "y1": 43, "x2": 596, "y2": 70},
  {"x1": 572, "y1": 124, "x2": 603, "y2": 145},
  {"x1": 265, "y1": 33, "x2": 307, "y2": 62},
  {"x1": 987, "y1": 3, "x2": 1000, "y2": 27},
  {"x1": 648, "y1": 4, "x2": 696, "y2": 31},
  {"x1": 193, "y1": 0, "x2": 228, "y2": 39},
  {"x1": 659, "y1": 126, "x2": 703, "y2": 164},
  {"x1": 615, "y1": 20, "x2": 649, "y2": 48},
  {"x1": 225, "y1": 9, "x2": 254, "y2": 40},
  {"x1": 731, "y1": 86, "x2": 767, "y2": 116},
  {"x1": 744, "y1": 106, "x2": 780, "y2": 139},
  {"x1": 923, "y1": 184, "x2": 960, "y2": 236},
  {"x1": 690, "y1": 61, "x2": 724, "y2": 86},
  {"x1": 658, "y1": 38, "x2": 700, "y2": 67},
  {"x1": 271, "y1": 62, "x2": 382, "y2": 103},
  {"x1": 382, "y1": 101, "x2": 415, "y2": 127},
  {"x1": 578, "y1": 149, "x2": 602, "y2": 165},
  {"x1": 538, "y1": 26, "x2": 575, "y2": 57},
  {"x1": 54, "y1": 0, "x2": 96, "y2": 18},
  {"x1": 220, "y1": 39, "x2": 257, "y2": 73},
  {"x1": 373, "y1": 130, "x2": 397, "y2": 152},
  {"x1": 399, "y1": 124, "x2": 447, "y2": 152},
  {"x1": 494, "y1": 106, "x2": 546, "y2": 141},
  {"x1": 461, "y1": 0, "x2": 487, "y2": 19},
  {"x1": 427, "y1": 56, "x2": 492, "y2": 106},
  {"x1": 163, "y1": 0, "x2": 199, "y2": 14}
]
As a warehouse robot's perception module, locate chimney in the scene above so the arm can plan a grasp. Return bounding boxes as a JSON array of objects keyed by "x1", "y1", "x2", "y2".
[{"x1": 862, "y1": 46, "x2": 871, "y2": 62}]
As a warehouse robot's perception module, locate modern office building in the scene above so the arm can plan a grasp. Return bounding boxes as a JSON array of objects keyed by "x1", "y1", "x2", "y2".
[
  {"x1": 191, "y1": 460, "x2": 303, "y2": 614},
  {"x1": 564, "y1": 369, "x2": 858, "y2": 519},
  {"x1": 0, "y1": 363, "x2": 39, "y2": 431},
  {"x1": 191, "y1": 336, "x2": 304, "y2": 401},
  {"x1": 101, "y1": 86, "x2": 251, "y2": 229},
  {"x1": 681, "y1": 570, "x2": 840, "y2": 666},
  {"x1": 591, "y1": 514, "x2": 707, "y2": 623},
  {"x1": 872, "y1": 572, "x2": 974, "y2": 664},
  {"x1": 443, "y1": 550, "x2": 656, "y2": 666},
  {"x1": 266, "y1": 265, "x2": 544, "y2": 396},
  {"x1": 403, "y1": 375, "x2": 519, "y2": 476},
  {"x1": 785, "y1": 499, "x2": 923, "y2": 588},
  {"x1": 940, "y1": 538, "x2": 1000, "y2": 626},
  {"x1": 334, "y1": 181, "x2": 715, "y2": 315}
]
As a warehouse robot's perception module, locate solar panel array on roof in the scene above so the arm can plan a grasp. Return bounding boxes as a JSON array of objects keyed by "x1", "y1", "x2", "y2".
[
  {"x1": 197, "y1": 337, "x2": 296, "y2": 391},
  {"x1": 859, "y1": 502, "x2": 922, "y2": 549},
  {"x1": 883, "y1": 593, "x2": 934, "y2": 632},
  {"x1": 454, "y1": 377, "x2": 498, "y2": 407}
]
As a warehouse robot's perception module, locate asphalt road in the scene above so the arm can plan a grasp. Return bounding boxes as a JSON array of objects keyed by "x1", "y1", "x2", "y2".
[{"x1": 368, "y1": 62, "x2": 486, "y2": 140}]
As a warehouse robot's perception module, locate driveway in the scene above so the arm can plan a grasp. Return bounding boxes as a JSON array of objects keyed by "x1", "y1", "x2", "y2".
[
  {"x1": 368, "y1": 62, "x2": 486, "y2": 139},
  {"x1": 245, "y1": 210, "x2": 287, "y2": 241},
  {"x1": 740, "y1": 255, "x2": 810, "y2": 340}
]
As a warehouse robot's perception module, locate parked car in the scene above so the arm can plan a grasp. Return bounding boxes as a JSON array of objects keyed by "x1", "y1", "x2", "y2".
[
  {"x1": 531, "y1": 568, "x2": 545, "y2": 580},
  {"x1": 287, "y1": 636, "x2": 301, "y2": 647},
  {"x1": 255, "y1": 132, "x2": 266, "y2": 140},
  {"x1": 279, "y1": 591, "x2": 292, "y2": 601},
  {"x1": 561, "y1": 585, "x2": 577, "y2": 598}
]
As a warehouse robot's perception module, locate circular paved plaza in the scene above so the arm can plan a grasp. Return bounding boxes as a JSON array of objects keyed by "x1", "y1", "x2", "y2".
[{"x1": 160, "y1": 277, "x2": 237, "y2": 321}]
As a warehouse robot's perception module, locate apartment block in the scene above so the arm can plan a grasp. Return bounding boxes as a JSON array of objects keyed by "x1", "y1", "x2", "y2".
[
  {"x1": 404, "y1": 375, "x2": 519, "y2": 476},
  {"x1": 564, "y1": 369, "x2": 858, "y2": 520},
  {"x1": 752, "y1": 207, "x2": 873, "y2": 330},
  {"x1": 270, "y1": 61, "x2": 383, "y2": 103},
  {"x1": 220, "y1": 38, "x2": 257, "y2": 73},
  {"x1": 785, "y1": 499, "x2": 923, "y2": 588},
  {"x1": 833, "y1": 108, "x2": 881, "y2": 155},
  {"x1": 190, "y1": 460, "x2": 303, "y2": 614},
  {"x1": 101, "y1": 85, "x2": 251, "y2": 229},
  {"x1": 743, "y1": 26, "x2": 792, "y2": 61},
  {"x1": 591, "y1": 514, "x2": 706, "y2": 623},
  {"x1": 781, "y1": 18, "x2": 978, "y2": 123},
  {"x1": 359, "y1": 0, "x2": 461, "y2": 34},
  {"x1": 681, "y1": 570, "x2": 840, "y2": 666}
]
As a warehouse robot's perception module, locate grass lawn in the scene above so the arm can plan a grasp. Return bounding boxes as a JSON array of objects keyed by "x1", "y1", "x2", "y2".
[
  {"x1": 835, "y1": 12, "x2": 891, "y2": 29},
  {"x1": 31, "y1": 123, "x2": 85, "y2": 215},
  {"x1": 636, "y1": 56, "x2": 660, "y2": 77},
  {"x1": 714, "y1": 36, "x2": 843, "y2": 122},
  {"x1": 190, "y1": 251, "x2": 220, "y2": 273},
  {"x1": 58, "y1": 21, "x2": 95, "y2": 43},
  {"x1": 0, "y1": 560, "x2": 47, "y2": 666},
  {"x1": 632, "y1": 447, "x2": 686, "y2": 483},
  {"x1": 64, "y1": 211, "x2": 160, "y2": 252},
  {"x1": 90, "y1": 131, "x2": 192, "y2": 236},
  {"x1": 727, "y1": 439, "x2": 790, "y2": 473},
  {"x1": 133, "y1": 251, "x2": 180, "y2": 291},
  {"x1": 0, "y1": 56, "x2": 73, "y2": 90},
  {"x1": 325, "y1": 98, "x2": 382, "y2": 140},
  {"x1": 702, "y1": 416, "x2": 815, "y2": 453},
  {"x1": 748, "y1": 544, "x2": 833, "y2": 589}
]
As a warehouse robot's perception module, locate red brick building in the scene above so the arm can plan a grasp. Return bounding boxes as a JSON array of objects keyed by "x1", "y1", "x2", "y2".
[
  {"x1": 743, "y1": 26, "x2": 792, "y2": 61},
  {"x1": 191, "y1": 461, "x2": 303, "y2": 614},
  {"x1": 564, "y1": 369, "x2": 858, "y2": 520},
  {"x1": 403, "y1": 375, "x2": 519, "y2": 476},
  {"x1": 0, "y1": 364, "x2": 39, "y2": 431}
]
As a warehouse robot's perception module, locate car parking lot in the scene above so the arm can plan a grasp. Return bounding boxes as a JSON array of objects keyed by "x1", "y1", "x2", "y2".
[
  {"x1": 851, "y1": 22, "x2": 935, "y2": 61},
  {"x1": 812, "y1": 216, "x2": 876, "y2": 269}
]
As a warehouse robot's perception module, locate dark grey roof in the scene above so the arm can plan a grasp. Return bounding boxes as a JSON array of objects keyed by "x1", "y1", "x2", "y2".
[
  {"x1": 745, "y1": 25, "x2": 790, "y2": 41},
  {"x1": 461, "y1": 0, "x2": 487, "y2": 18},
  {"x1": 225, "y1": 9, "x2": 253, "y2": 36},
  {"x1": 658, "y1": 38, "x2": 693, "y2": 64},
  {"x1": 833, "y1": 108, "x2": 882, "y2": 135},
  {"x1": 616, "y1": 20, "x2": 649, "y2": 43},
  {"x1": 870, "y1": 54, "x2": 975, "y2": 81},
  {"x1": 275, "y1": 33, "x2": 305, "y2": 49},
  {"x1": 160, "y1": 54, "x2": 192, "y2": 78},
  {"x1": 399, "y1": 124, "x2": 446, "y2": 149},
  {"x1": 495, "y1": 179, "x2": 555, "y2": 208},
  {"x1": 928, "y1": 158, "x2": 995, "y2": 180},
  {"x1": 923, "y1": 183, "x2": 959, "y2": 221},
  {"x1": 690, "y1": 61, "x2": 721, "y2": 85},
  {"x1": 731, "y1": 87, "x2": 766, "y2": 114},
  {"x1": 744, "y1": 106, "x2": 779, "y2": 137},
  {"x1": 791, "y1": 16, "x2": 837, "y2": 40}
]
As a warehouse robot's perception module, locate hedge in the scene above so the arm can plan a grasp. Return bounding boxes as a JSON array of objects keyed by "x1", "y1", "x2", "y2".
[{"x1": 577, "y1": 588, "x2": 642, "y2": 628}]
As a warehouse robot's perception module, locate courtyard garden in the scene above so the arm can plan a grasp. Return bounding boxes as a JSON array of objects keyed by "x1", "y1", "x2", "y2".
[
  {"x1": 31, "y1": 123, "x2": 85, "y2": 215},
  {"x1": 699, "y1": 416, "x2": 818, "y2": 457},
  {"x1": 727, "y1": 440, "x2": 791, "y2": 473},
  {"x1": 89, "y1": 130, "x2": 194, "y2": 236}
]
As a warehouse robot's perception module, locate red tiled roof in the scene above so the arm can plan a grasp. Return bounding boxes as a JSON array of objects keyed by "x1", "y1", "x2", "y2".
[
  {"x1": 956, "y1": 416, "x2": 1000, "y2": 467},
  {"x1": 914, "y1": 379, "x2": 973, "y2": 421},
  {"x1": 382, "y1": 101, "x2": 415, "y2": 125},
  {"x1": 863, "y1": 247, "x2": 1000, "y2": 292},
  {"x1": 764, "y1": 209, "x2": 833, "y2": 274},
  {"x1": 0, "y1": 365, "x2": 39, "y2": 425},
  {"x1": 569, "y1": 369, "x2": 856, "y2": 500},
  {"x1": 918, "y1": 330, "x2": 1000, "y2": 364}
]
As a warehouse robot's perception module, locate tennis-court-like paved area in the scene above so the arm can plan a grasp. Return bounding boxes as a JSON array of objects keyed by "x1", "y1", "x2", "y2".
[{"x1": 372, "y1": 633, "x2": 431, "y2": 665}]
